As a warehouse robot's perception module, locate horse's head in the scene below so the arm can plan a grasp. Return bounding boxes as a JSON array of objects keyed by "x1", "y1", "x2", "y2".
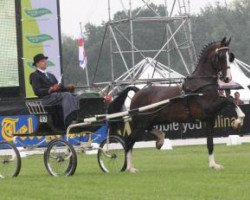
[
  {"x1": 212, "y1": 37, "x2": 235, "y2": 83},
  {"x1": 195, "y1": 37, "x2": 235, "y2": 83}
]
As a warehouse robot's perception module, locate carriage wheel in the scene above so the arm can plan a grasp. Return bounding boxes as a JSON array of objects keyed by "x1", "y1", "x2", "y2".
[
  {"x1": 0, "y1": 141, "x2": 21, "y2": 178},
  {"x1": 44, "y1": 139, "x2": 77, "y2": 176},
  {"x1": 97, "y1": 135, "x2": 127, "y2": 173}
]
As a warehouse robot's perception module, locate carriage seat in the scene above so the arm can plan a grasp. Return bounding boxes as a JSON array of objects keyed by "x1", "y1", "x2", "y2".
[
  {"x1": 25, "y1": 98, "x2": 62, "y2": 115},
  {"x1": 26, "y1": 98, "x2": 64, "y2": 127},
  {"x1": 25, "y1": 98, "x2": 65, "y2": 133}
]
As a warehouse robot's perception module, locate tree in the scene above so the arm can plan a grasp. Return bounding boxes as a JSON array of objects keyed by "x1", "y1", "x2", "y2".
[{"x1": 62, "y1": 0, "x2": 250, "y2": 85}]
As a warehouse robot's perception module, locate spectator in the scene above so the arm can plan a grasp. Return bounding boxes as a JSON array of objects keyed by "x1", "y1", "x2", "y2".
[
  {"x1": 225, "y1": 89, "x2": 234, "y2": 102},
  {"x1": 234, "y1": 91, "x2": 244, "y2": 105}
]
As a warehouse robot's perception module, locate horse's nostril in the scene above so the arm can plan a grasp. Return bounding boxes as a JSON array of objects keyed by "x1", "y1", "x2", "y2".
[{"x1": 224, "y1": 78, "x2": 229, "y2": 83}]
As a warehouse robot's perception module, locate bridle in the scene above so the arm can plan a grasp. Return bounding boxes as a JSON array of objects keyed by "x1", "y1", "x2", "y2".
[
  {"x1": 214, "y1": 46, "x2": 230, "y2": 73},
  {"x1": 183, "y1": 46, "x2": 231, "y2": 93},
  {"x1": 215, "y1": 46, "x2": 229, "y2": 52}
]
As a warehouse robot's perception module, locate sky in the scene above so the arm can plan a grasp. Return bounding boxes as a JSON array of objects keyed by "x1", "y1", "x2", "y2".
[{"x1": 59, "y1": 0, "x2": 233, "y2": 38}]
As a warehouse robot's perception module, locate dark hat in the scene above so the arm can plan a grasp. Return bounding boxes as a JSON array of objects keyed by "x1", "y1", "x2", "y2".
[{"x1": 32, "y1": 53, "x2": 48, "y2": 66}]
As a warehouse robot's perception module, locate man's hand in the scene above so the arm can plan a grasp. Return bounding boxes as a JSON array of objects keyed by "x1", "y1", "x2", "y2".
[
  {"x1": 49, "y1": 84, "x2": 61, "y2": 93},
  {"x1": 66, "y1": 84, "x2": 75, "y2": 93}
]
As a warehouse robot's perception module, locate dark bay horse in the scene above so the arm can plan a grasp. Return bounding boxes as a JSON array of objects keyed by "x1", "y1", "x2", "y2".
[{"x1": 108, "y1": 37, "x2": 245, "y2": 172}]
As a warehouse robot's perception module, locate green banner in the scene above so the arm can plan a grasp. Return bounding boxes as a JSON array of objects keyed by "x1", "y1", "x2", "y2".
[{"x1": 21, "y1": 0, "x2": 61, "y2": 97}]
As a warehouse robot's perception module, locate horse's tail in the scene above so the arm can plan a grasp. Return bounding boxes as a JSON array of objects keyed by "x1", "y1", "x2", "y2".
[{"x1": 107, "y1": 86, "x2": 140, "y2": 114}]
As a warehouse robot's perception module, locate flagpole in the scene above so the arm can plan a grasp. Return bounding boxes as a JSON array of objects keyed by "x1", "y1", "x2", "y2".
[{"x1": 79, "y1": 22, "x2": 90, "y2": 88}]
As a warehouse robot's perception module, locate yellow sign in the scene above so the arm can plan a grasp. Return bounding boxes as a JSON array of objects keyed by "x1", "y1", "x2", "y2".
[{"x1": 1, "y1": 117, "x2": 34, "y2": 141}]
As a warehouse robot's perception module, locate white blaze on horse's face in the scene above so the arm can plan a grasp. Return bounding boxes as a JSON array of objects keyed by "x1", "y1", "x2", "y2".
[
  {"x1": 225, "y1": 51, "x2": 232, "y2": 82},
  {"x1": 216, "y1": 47, "x2": 232, "y2": 83}
]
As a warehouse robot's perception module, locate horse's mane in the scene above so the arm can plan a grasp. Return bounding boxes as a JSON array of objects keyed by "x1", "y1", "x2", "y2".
[{"x1": 191, "y1": 41, "x2": 219, "y2": 75}]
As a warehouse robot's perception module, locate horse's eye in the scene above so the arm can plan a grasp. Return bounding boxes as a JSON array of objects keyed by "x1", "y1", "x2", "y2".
[
  {"x1": 229, "y1": 53, "x2": 235, "y2": 62},
  {"x1": 218, "y1": 52, "x2": 225, "y2": 60}
]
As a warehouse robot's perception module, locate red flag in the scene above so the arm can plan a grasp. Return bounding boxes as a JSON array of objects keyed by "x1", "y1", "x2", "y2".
[{"x1": 78, "y1": 37, "x2": 87, "y2": 69}]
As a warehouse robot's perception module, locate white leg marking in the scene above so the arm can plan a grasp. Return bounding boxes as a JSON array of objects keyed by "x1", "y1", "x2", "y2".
[
  {"x1": 236, "y1": 105, "x2": 245, "y2": 118},
  {"x1": 232, "y1": 106, "x2": 245, "y2": 128},
  {"x1": 208, "y1": 154, "x2": 224, "y2": 169},
  {"x1": 126, "y1": 150, "x2": 138, "y2": 173}
]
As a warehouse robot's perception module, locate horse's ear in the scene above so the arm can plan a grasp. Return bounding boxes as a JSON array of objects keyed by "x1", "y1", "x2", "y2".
[
  {"x1": 225, "y1": 37, "x2": 231, "y2": 46},
  {"x1": 221, "y1": 37, "x2": 227, "y2": 46}
]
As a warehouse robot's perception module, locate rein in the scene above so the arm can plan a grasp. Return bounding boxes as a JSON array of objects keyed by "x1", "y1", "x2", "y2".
[
  {"x1": 183, "y1": 82, "x2": 218, "y2": 94},
  {"x1": 193, "y1": 82, "x2": 218, "y2": 93},
  {"x1": 186, "y1": 75, "x2": 218, "y2": 79},
  {"x1": 183, "y1": 74, "x2": 218, "y2": 94}
]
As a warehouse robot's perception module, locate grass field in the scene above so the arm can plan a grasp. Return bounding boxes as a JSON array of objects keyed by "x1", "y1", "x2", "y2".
[{"x1": 1, "y1": 144, "x2": 250, "y2": 200}]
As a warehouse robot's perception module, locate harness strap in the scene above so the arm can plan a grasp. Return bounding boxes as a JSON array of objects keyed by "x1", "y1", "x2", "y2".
[
  {"x1": 181, "y1": 82, "x2": 218, "y2": 121},
  {"x1": 215, "y1": 47, "x2": 229, "y2": 52},
  {"x1": 182, "y1": 82, "x2": 218, "y2": 94},
  {"x1": 191, "y1": 83, "x2": 218, "y2": 93},
  {"x1": 183, "y1": 95, "x2": 195, "y2": 122}
]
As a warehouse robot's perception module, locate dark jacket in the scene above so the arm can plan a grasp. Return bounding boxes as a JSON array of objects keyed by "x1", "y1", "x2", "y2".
[{"x1": 30, "y1": 70, "x2": 58, "y2": 97}]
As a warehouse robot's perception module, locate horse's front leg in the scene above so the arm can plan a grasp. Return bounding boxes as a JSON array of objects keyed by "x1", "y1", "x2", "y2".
[
  {"x1": 231, "y1": 105, "x2": 245, "y2": 129},
  {"x1": 150, "y1": 129, "x2": 165, "y2": 149},
  {"x1": 207, "y1": 122, "x2": 224, "y2": 170}
]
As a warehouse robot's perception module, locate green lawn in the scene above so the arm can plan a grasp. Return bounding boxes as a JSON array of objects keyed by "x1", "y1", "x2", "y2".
[{"x1": 1, "y1": 144, "x2": 250, "y2": 200}]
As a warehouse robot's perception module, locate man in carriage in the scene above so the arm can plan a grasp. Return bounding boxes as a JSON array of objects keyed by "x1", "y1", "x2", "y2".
[{"x1": 30, "y1": 53, "x2": 79, "y2": 127}]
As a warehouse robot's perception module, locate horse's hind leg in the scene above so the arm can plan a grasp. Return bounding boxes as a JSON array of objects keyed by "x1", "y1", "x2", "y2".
[
  {"x1": 150, "y1": 129, "x2": 165, "y2": 149},
  {"x1": 207, "y1": 122, "x2": 224, "y2": 170},
  {"x1": 125, "y1": 129, "x2": 141, "y2": 173}
]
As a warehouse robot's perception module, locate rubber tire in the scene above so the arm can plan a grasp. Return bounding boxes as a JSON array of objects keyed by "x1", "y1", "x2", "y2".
[
  {"x1": 97, "y1": 135, "x2": 126, "y2": 173},
  {"x1": 44, "y1": 139, "x2": 77, "y2": 176},
  {"x1": 0, "y1": 141, "x2": 21, "y2": 178}
]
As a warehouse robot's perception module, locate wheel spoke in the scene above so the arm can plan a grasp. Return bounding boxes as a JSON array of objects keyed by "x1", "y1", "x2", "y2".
[
  {"x1": 44, "y1": 139, "x2": 77, "y2": 176},
  {"x1": 0, "y1": 142, "x2": 21, "y2": 178},
  {"x1": 97, "y1": 136, "x2": 126, "y2": 173}
]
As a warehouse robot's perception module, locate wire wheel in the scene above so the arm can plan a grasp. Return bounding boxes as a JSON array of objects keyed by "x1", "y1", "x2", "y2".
[
  {"x1": 44, "y1": 139, "x2": 77, "y2": 176},
  {"x1": 0, "y1": 141, "x2": 21, "y2": 178},
  {"x1": 97, "y1": 135, "x2": 126, "y2": 173}
]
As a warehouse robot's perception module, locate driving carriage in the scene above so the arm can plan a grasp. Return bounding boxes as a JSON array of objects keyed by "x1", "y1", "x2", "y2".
[
  {"x1": 0, "y1": 92, "x2": 127, "y2": 177},
  {"x1": 0, "y1": 37, "x2": 245, "y2": 177}
]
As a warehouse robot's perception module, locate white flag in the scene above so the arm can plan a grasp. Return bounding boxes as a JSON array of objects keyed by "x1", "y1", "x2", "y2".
[{"x1": 78, "y1": 37, "x2": 87, "y2": 70}]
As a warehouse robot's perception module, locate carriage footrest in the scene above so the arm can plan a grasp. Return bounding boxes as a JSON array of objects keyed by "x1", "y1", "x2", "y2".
[
  {"x1": 13, "y1": 131, "x2": 65, "y2": 137},
  {"x1": 13, "y1": 133, "x2": 39, "y2": 137}
]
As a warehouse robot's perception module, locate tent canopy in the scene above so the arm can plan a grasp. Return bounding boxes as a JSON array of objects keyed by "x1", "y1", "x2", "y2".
[
  {"x1": 225, "y1": 60, "x2": 250, "y2": 101},
  {"x1": 115, "y1": 57, "x2": 184, "y2": 82},
  {"x1": 218, "y1": 79, "x2": 243, "y2": 90}
]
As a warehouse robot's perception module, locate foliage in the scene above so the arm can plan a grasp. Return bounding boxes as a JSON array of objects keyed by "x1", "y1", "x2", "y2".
[
  {"x1": 61, "y1": 0, "x2": 250, "y2": 85},
  {"x1": 61, "y1": 35, "x2": 86, "y2": 86},
  {"x1": 192, "y1": 0, "x2": 250, "y2": 62}
]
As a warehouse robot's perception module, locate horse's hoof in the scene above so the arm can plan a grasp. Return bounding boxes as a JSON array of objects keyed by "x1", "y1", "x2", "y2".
[
  {"x1": 231, "y1": 119, "x2": 243, "y2": 130},
  {"x1": 127, "y1": 167, "x2": 139, "y2": 173},
  {"x1": 156, "y1": 140, "x2": 164, "y2": 150},
  {"x1": 231, "y1": 120, "x2": 239, "y2": 129},
  {"x1": 209, "y1": 163, "x2": 224, "y2": 170}
]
